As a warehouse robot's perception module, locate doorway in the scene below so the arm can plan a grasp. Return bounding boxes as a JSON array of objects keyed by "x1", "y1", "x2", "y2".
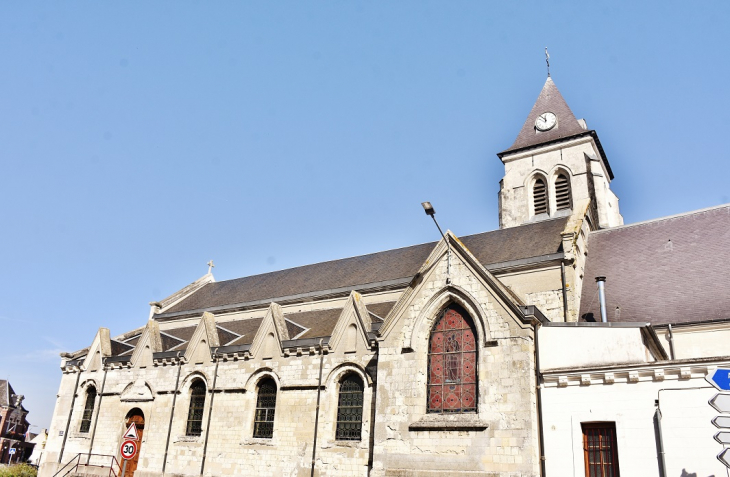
[{"x1": 121, "y1": 408, "x2": 144, "y2": 477}]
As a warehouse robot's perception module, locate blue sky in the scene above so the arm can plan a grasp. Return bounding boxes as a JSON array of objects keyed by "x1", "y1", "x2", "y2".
[{"x1": 1, "y1": 2, "x2": 728, "y2": 429}]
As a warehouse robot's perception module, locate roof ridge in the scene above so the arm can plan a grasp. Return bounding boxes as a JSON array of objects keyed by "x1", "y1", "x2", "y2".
[
  {"x1": 590, "y1": 203, "x2": 730, "y2": 234},
  {"x1": 208, "y1": 218, "x2": 569, "y2": 286}
]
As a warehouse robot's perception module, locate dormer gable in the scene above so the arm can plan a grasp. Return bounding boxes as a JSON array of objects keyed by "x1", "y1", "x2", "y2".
[
  {"x1": 249, "y1": 303, "x2": 289, "y2": 359},
  {"x1": 328, "y1": 291, "x2": 373, "y2": 354},
  {"x1": 82, "y1": 328, "x2": 112, "y2": 372},
  {"x1": 130, "y1": 320, "x2": 163, "y2": 368},
  {"x1": 184, "y1": 312, "x2": 221, "y2": 365}
]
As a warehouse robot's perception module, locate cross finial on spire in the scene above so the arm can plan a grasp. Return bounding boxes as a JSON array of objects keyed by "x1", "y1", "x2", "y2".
[
  {"x1": 545, "y1": 47, "x2": 550, "y2": 77},
  {"x1": 207, "y1": 260, "x2": 215, "y2": 274}
]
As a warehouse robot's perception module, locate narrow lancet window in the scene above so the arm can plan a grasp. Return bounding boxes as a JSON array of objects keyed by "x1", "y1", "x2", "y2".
[
  {"x1": 555, "y1": 173, "x2": 572, "y2": 210},
  {"x1": 533, "y1": 178, "x2": 548, "y2": 215},
  {"x1": 79, "y1": 387, "x2": 96, "y2": 433},
  {"x1": 336, "y1": 375, "x2": 364, "y2": 441},
  {"x1": 253, "y1": 379, "x2": 277, "y2": 438},
  {"x1": 427, "y1": 305, "x2": 477, "y2": 413},
  {"x1": 186, "y1": 380, "x2": 206, "y2": 436}
]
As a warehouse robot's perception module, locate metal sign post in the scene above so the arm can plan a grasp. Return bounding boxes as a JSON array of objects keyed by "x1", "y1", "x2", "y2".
[
  {"x1": 707, "y1": 367, "x2": 730, "y2": 468},
  {"x1": 119, "y1": 438, "x2": 137, "y2": 477}
]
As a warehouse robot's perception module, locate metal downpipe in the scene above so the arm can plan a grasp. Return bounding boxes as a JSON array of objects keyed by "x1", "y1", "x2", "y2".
[
  {"x1": 534, "y1": 321, "x2": 547, "y2": 477},
  {"x1": 200, "y1": 349, "x2": 219, "y2": 476},
  {"x1": 58, "y1": 367, "x2": 83, "y2": 463},
  {"x1": 87, "y1": 360, "x2": 108, "y2": 457},
  {"x1": 311, "y1": 339, "x2": 325, "y2": 477},
  {"x1": 655, "y1": 405, "x2": 667, "y2": 477},
  {"x1": 560, "y1": 262, "x2": 569, "y2": 321},
  {"x1": 667, "y1": 324, "x2": 676, "y2": 360},
  {"x1": 162, "y1": 352, "x2": 183, "y2": 475}
]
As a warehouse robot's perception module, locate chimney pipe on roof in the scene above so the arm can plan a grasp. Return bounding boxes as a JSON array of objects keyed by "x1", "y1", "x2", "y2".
[{"x1": 596, "y1": 277, "x2": 607, "y2": 323}]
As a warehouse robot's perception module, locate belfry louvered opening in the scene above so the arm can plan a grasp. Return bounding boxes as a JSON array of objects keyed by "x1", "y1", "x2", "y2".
[
  {"x1": 555, "y1": 173, "x2": 572, "y2": 210},
  {"x1": 533, "y1": 178, "x2": 548, "y2": 215}
]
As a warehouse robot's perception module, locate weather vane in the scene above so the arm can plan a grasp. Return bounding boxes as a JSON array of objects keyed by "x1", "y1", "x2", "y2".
[{"x1": 545, "y1": 47, "x2": 550, "y2": 77}]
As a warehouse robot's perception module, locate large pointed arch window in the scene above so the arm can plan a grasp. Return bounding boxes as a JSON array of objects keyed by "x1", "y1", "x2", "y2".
[
  {"x1": 186, "y1": 380, "x2": 206, "y2": 436},
  {"x1": 533, "y1": 177, "x2": 548, "y2": 215},
  {"x1": 79, "y1": 386, "x2": 96, "y2": 433},
  {"x1": 427, "y1": 305, "x2": 477, "y2": 413}
]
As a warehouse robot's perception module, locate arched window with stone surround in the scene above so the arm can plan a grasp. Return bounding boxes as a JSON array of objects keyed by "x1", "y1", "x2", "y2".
[
  {"x1": 186, "y1": 380, "x2": 206, "y2": 436},
  {"x1": 533, "y1": 177, "x2": 548, "y2": 215},
  {"x1": 336, "y1": 374, "x2": 364, "y2": 441},
  {"x1": 555, "y1": 172, "x2": 572, "y2": 210},
  {"x1": 253, "y1": 378, "x2": 277, "y2": 438},
  {"x1": 79, "y1": 386, "x2": 96, "y2": 433},
  {"x1": 427, "y1": 305, "x2": 477, "y2": 413}
]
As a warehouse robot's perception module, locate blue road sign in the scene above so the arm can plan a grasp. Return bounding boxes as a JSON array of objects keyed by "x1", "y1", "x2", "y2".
[{"x1": 707, "y1": 368, "x2": 730, "y2": 391}]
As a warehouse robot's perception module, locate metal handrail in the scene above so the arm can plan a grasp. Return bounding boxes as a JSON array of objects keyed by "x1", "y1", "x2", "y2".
[
  {"x1": 53, "y1": 453, "x2": 119, "y2": 477},
  {"x1": 52, "y1": 454, "x2": 80, "y2": 477}
]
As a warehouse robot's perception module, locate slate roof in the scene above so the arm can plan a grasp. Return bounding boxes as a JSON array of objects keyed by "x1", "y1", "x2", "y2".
[
  {"x1": 500, "y1": 77, "x2": 588, "y2": 156},
  {"x1": 0, "y1": 380, "x2": 28, "y2": 412},
  {"x1": 579, "y1": 204, "x2": 730, "y2": 325},
  {"x1": 162, "y1": 218, "x2": 568, "y2": 317}
]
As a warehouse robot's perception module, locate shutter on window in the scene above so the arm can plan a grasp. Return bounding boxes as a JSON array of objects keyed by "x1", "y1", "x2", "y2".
[
  {"x1": 533, "y1": 179, "x2": 548, "y2": 215},
  {"x1": 555, "y1": 174, "x2": 572, "y2": 210}
]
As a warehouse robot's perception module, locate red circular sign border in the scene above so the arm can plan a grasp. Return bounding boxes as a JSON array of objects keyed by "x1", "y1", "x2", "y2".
[{"x1": 120, "y1": 439, "x2": 138, "y2": 460}]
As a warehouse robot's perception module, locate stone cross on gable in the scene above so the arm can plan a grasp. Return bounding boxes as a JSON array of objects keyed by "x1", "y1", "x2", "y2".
[{"x1": 207, "y1": 260, "x2": 215, "y2": 274}]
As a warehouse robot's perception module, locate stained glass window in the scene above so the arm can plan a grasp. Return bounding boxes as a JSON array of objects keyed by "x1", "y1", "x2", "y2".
[
  {"x1": 427, "y1": 305, "x2": 477, "y2": 413},
  {"x1": 79, "y1": 387, "x2": 96, "y2": 433},
  {"x1": 582, "y1": 422, "x2": 620, "y2": 477},
  {"x1": 186, "y1": 380, "x2": 206, "y2": 436},
  {"x1": 336, "y1": 375, "x2": 364, "y2": 440},
  {"x1": 253, "y1": 379, "x2": 277, "y2": 438}
]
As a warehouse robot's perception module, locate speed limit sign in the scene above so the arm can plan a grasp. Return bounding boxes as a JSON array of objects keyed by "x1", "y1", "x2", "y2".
[{"x1": 120, "y1": 439, "x2": 138, "y2": 460}]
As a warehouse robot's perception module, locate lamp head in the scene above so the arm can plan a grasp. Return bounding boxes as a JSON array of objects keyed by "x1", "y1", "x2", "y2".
[{"x1": 421, "y1": 201, "x2": 435, "y2": 216}]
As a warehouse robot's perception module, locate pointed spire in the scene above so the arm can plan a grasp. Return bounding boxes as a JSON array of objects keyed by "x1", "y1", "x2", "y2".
[{"x1": 499, "y1": 77, "x2": 588, "y2": 156}]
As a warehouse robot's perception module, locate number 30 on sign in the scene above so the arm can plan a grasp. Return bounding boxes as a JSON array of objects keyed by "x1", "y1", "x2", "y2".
[{"x1": 120, "y1": 439, "x2": 138, "y2": 460}]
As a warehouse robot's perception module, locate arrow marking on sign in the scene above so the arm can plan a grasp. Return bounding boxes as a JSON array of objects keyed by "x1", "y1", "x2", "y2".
[
  {"x1": 713, "y1": 416, "x2": 730, "y2": 428},
  {"x1": 707, "y1": 368, "x2": 730, "y2": 391},
  {"x1": 710, "y1": 394, "x2": 730, "y2": 414},
  {"x1": 716, "y1": 431, "x2": 730, "y2": 445},
  {"x1": 718, "y1": 448, "x2": 730, "y2": 469}
]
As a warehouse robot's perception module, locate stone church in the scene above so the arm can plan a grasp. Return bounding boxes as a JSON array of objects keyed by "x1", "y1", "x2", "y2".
[{"x1": 40, "y1": 77, "x2": 730, "y2": 477}]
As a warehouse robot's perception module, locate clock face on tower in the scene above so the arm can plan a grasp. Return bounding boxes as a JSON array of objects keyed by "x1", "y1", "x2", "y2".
[{"x1": 535, "y1": 112, "x2": 557, "y2": 131}]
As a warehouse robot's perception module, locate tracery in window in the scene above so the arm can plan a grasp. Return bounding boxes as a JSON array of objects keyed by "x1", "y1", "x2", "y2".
[
  {"x1": 427, "y1": 305, "x2": 477, "y2": 413},
  {"x1": 186, "y1": 380, "x2": 206, "y2": 436},
  {"x1": 555, "y1": 173, "x2": 572, "y2": 210},
  {"x1": 533, "y1": 177, "x2": 548, "y2": 215},
  {"x1": 253, "y1": 378, "x2": 277, "y2": 438},
  {"x1": 336, "y1": 374, "x2": 364, "y2": 441},
  {"x1": 79, "y1": 386, "x2": 96, "y2": 433}
]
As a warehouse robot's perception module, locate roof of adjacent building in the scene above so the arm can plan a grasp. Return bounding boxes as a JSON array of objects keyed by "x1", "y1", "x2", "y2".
[
  {"x1": 161, "y1": 217, "x2": 568, "y2": 317},
  {"x1": 579, "y1": 204, "x2": 730, "y2": 325},
  {"x1": 0, "y1": 380, "x2": 28, "y2": 412},
  {"x1": 499, "y1": 77, "x2": 589, "y2": 156},
  {"x1": 0, "y1": 380, "x2": 8, "y2": 407}
]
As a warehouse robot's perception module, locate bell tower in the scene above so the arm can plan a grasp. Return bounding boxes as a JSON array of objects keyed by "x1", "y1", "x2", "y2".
[{"x1": 497, "y1": 77, "x2": 623, "y2": 230}]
